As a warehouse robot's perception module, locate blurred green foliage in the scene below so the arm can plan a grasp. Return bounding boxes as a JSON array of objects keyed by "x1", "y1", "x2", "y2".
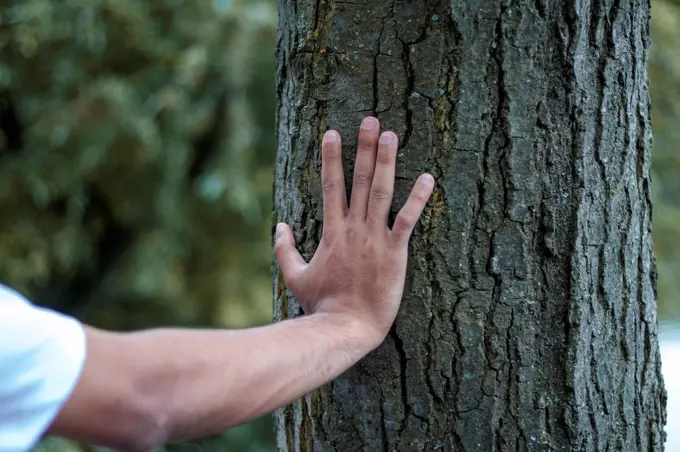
[
  {"x1": 0, "y1": 0, "x2": 677, "y2": 451},
  {"x1": 650, "y1": 0, "x2": 680, "y2": 322},
  {"x1": 0, "y1": 0, "x2": 278, "y2": 331},
  {"x1": 0, "y1": 0, "x2": 278, "y2": 450}
]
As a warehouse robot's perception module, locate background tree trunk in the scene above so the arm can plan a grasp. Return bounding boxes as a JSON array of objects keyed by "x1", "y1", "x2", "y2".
[{"x1": 273, "y1": 0, "x2": 667, "y2": 450}]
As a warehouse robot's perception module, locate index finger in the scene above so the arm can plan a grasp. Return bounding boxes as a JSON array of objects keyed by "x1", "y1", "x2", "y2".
[
  {"x1": 366, "y1": 131, "x2": 398, "y2": 228},
  {"x1": 321, "y1": 130, "x2": 348, "y2": 228}
]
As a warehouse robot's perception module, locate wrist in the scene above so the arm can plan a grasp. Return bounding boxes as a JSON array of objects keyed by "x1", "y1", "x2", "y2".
[{"x1": 310, "y1": 311, "x2": 386, "y2": 354}]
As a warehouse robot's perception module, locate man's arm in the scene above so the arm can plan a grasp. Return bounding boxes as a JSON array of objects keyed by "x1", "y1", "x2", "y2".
[
  {"x1": 48, "y1": 313, "x2": 379, "y2": 451},
  {"x1": 46, "y1": 117, "x2": 434, "y2": 451}
]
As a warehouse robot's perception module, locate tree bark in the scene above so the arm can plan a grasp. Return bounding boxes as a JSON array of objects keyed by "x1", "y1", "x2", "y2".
[{"x1": 273, "y1": 0, "x2": 667, "y2": 450}]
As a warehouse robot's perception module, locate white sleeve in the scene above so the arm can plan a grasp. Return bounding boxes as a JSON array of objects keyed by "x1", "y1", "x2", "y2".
[{"x1": 0, "y1": 284, "x2": 86, "y2": 452}]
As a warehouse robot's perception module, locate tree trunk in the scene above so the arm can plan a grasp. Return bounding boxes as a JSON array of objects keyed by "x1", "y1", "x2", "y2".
[{"x1": 273, "y1": 0, "x2": 667, "y2": 450}]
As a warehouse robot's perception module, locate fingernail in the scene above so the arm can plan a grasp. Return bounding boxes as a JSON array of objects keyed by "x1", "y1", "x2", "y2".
[
  {"x1": 379, "y1": 132, "x2": 394, "y2": 145},
  {"x1": 324, "y1": 130, "x2": 339, "y2": 143},
  {"x1": 276, "y1": 223, "x2": 285, "y2": 239},
  {"x1": 421, "y1": 174, "x2": 435, "y2": 187},
  {"x1": 361, "y1": 117, "x2": 378, "y2": 131}
]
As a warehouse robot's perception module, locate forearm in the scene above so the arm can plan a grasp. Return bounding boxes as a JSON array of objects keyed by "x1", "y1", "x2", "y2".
[
  {"x1": 132, "y1": 311, "x2": 380, "y2": 444},
  {"x1": 47, "y1": 117, "x2": 431, "y2": 451},
  {"x1": 49, "y1": 311, "x2": 381, "y2": 451}
]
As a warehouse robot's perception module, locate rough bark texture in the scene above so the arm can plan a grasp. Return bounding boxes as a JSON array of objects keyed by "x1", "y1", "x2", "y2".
[{"x1": 273, "y1": 0, "x2": 667, "y2": 450}]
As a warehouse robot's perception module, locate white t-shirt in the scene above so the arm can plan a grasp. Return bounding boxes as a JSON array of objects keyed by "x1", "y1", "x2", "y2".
[
  {"x1": 0, "y1": 284, "x2": 86, "y2": 452},
  {"x1": 660, "y1": 325, "x2": 680, "y2": 451}
]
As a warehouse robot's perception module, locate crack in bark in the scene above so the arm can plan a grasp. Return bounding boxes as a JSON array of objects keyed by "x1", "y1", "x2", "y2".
[{"x1": 391, "y1": 326, "x2": 411, "y2": 448}]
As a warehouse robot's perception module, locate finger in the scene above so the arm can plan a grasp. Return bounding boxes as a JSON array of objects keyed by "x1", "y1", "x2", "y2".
[
  {"x1": 274, "y1": 223, "x2": 307, "y2": 283},
  {"x1": 390, "y1": 174, "x2": 435, "y2": 246},
  {"x1": 349, "y1": 116, "x2": 380, "y2": 221},
  {"x1": 367, "y1": 131, "x2": 398, "y2": 227},
  {"x1": 321, "y1": 130, "x2": 348, "y2": 227}
]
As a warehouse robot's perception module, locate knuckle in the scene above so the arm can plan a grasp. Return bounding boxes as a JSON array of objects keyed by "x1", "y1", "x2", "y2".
[
  {"x1": 376, "y1": 148, "x2": 393, "y2": 165},
  {"x1": 274, "y1": 242, "x2": 286, "y2": 256},
  {"x1": 394, "y1": 215, "x2": 413, "y2": 232},
  {"x1": 274, "y1": 239, "x2": 289, "y2": 254},
  {"x1": 321, "y1": 233, "x2": 334, "y2": 245},
  {"x1": 414, "y1": 191, "x2": 430, "y2": 203},
  {"x1": 322, "y1": 180, "x2": 339, "y2": 192},
  {"x1": 358, "y1": 136, "x2": 376, "y2": 150},
  {"x1": 361, "y1": 240, "x2": 376, "y2": 254},
  {"x1": 353, "y1": 172, "x2": 372, "y2": 187},
  {"x1": 365, "y1": 209, "x2": 383, "y2": 223},
  {"x1": 345, "y1": 225, "x2": 358, "y2": 241},
  {"x1": 370, "y1": 188, "x2": 391, "y2": 201},
  {"x1": 321, "y1": 227, "x2": 335, "y2": 243},
  {"x1": 322, "y1": 144, "x2": 341, "y2": 160}
]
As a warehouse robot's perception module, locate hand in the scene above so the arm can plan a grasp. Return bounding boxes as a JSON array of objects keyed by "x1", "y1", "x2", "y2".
[{"x1": 274, "y1": 116, "x2": 435, "y2": 343}]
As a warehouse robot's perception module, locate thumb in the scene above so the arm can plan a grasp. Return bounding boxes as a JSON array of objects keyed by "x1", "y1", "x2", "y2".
[{"x1": 274, "y1": 223, "x2": 306, "y2": 282}]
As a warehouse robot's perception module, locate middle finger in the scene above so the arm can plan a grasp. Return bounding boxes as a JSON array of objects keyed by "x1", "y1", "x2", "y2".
[{"x1": 349, "y1": 116, "x2": 380, "y2": 220}]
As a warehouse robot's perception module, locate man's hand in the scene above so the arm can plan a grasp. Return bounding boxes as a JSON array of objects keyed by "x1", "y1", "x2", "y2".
[
  {"x1": 275, "y1": 116, "x2": 435, "y2": 343},
  {"x1": 46, "y1": 117, "x2": 434, "y2": 451}
]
